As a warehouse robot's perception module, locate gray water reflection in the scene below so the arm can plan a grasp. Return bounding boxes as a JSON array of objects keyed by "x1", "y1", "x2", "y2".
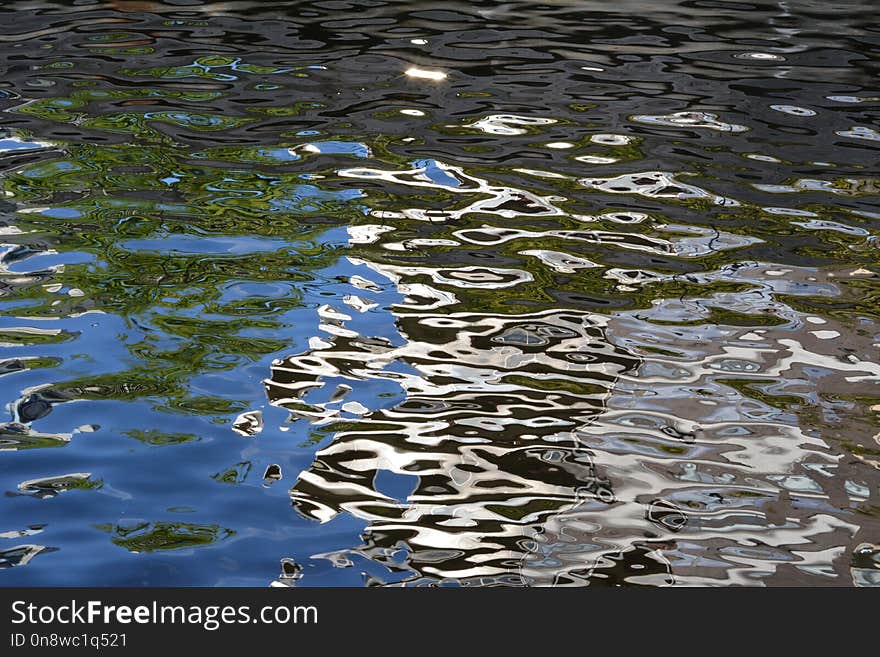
[{"x1": 266, "y1": 162, "x2": 878, "y2": 586}]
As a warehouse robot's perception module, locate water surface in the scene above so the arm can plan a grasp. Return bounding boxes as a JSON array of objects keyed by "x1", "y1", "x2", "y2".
[{"x1": 1, "y1": 0, "x2": 879, "y2": 586}]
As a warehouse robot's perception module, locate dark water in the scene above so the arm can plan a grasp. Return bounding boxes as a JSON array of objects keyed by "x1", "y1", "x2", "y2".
[{"x1": 1, "y1": 0, "x2": 879, "y2": 587}]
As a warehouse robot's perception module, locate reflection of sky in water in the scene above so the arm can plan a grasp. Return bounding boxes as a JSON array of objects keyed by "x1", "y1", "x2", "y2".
[
  {"x1": 0, "y1": 226, "x2": 410, "y2": 586},
  {"x1": 0, "y1": 136, "x2": 54, "y2": 152}
]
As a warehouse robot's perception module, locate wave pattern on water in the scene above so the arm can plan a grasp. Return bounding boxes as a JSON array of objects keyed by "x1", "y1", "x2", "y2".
[{"x1": 0, "y1": 0, "x2": 878, "y2": 587}]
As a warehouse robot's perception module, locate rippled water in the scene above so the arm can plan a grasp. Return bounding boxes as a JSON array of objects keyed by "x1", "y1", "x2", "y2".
[{"x1": 1, "y1": 1, "x2": 879, "y2": 587}]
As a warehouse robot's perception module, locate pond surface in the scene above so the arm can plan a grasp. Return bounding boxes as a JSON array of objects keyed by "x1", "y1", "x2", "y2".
[{"x1": 1, "y1": 0, "x2": 879, "y2": 586}]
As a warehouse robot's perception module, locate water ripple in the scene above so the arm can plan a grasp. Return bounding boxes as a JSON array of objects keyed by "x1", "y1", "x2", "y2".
[{"x1": 0, "y1": 0, "x2": 878, "y2": 587}]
